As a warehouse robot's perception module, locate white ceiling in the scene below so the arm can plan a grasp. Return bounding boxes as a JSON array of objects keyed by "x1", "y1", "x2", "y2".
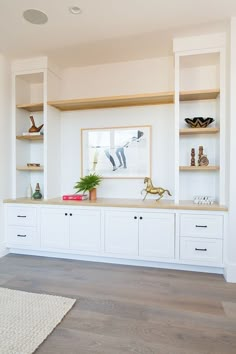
[{"x1": 0, "y1": 0, "x2": 236, "y2": 67}]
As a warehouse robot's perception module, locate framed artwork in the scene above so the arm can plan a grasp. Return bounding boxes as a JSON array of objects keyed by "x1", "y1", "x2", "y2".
[{"x1": 81, "y1": 125, "x2": 151, "y2": 178}]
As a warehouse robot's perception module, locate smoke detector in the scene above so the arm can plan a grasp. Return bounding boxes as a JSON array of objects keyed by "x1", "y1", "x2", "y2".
[{"x1": 69, "y1": 6, "x2": 82, "y2": 14}]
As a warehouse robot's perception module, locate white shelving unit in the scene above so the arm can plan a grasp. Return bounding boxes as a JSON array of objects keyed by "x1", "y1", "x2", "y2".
[
  {"x1": 11, "y1": 34, "x2": 226, "y2": 209},
  {"x1": 174, "y1": 36, "x2": 226, "y2": 206},
  {"x1": 13, "y1": 71, "x2": 45, "y2": 199},
  {"x1": 12, "y1": 58, "x2": 62, "y2": 200}
]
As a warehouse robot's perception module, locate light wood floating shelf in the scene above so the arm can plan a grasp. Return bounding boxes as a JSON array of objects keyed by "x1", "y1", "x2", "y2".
[
  {"x1": 16, "y1": 135, "x2": 44, "y2": 141},
  {"x1": 16, "y1": 166, "x2": 44, "y2": 171},
  {"x1": 15, "y1": 89, "x2": 220, "y2": 112},
  {"x1": 47, "y1": 89, "x2": 220, "y2": 111},
  {"x1": 179, "y1": 127, "x2": 220, "y2": 135},
  {"x1": 179, "y1": 89, "x2": 220, "y2": 101},
  {"x1": 180, "y1": 166, "x2": 220, "y2": 171},
  {"x1": 16, "y1": 102, "x2": 43, "y2": 112},
  {"x1": 48, "y1": 92, "x2": 174, "y2": 111}
]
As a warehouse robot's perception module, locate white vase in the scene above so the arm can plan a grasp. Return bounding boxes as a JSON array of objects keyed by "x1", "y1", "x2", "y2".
[{"x1": 26, "y1": 184, "x2": 33, "y2": 198}]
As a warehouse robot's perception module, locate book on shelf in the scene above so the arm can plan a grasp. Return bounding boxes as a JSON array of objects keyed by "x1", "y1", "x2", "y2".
[
  {"x1": 62, "y1": 194, "x2": 88, "y2": 201},
  {"x1": 22, "y1": 132, "x2": 43, "y2": 136}
]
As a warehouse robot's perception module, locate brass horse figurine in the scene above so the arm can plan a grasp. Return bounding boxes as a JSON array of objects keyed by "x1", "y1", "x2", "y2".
[{"x1": 141, "y1": 177, "x2": 172, "y2": 201}]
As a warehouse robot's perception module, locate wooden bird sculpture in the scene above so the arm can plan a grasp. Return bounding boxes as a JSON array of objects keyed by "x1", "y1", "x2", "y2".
[{"x1": 28, "y1": 115, "x2": 44, "y2": 133}]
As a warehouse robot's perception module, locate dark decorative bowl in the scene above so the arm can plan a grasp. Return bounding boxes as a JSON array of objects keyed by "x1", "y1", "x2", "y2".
[{"x1": 185, "y1": 117, "x2": 214, "y2": 128}]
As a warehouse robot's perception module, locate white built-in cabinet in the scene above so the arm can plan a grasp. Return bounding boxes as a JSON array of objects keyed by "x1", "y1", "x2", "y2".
[
  {"x1": 104, "y1": 209, "x2": 175, "y2": 258},
  {"x1": 11, "y1": 40, "x2": 226, "y2": 207},
  {"x1": 40, "y1": 207, "x2": 101, "y2": 252},
  {"x1": 7, "y1": 34, "x2": 228, "y2": 276},
  {"x1": 5, "y1": 205, "x2": 40, "y2": 249},
  {"x1": 4, "y1": 203, "x2": 225, "y2": 270}
]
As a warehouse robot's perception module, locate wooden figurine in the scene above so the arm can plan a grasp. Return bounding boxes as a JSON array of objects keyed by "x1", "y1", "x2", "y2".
[
  {"x1": 191, "y1": 148, "x2": 195, "y2": 166},
  {"x1": 199, "y1": 155, "x2": 209, "y2": 166},
  {"x1": 28, "y1": 115, "x2": 44, "y2": 133},
  {"x1": 198, "y1": 145, "x2": 203, "y2": 165},
  {"x1": 198, "y1": 145, "x2": 209, "y2": 166}
]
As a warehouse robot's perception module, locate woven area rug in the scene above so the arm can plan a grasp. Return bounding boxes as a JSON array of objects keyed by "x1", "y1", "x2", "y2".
[{"x1": 0, "y1": 287, "x2": 76, "y2": 354}]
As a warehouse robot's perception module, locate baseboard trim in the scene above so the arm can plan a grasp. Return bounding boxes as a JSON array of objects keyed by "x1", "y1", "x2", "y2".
[
  {"x1": 224, "y1": 263, "x2": 236, "y2": 283},
  {"x1": 8, "y1": 248, "x2": 224, "y2": 275},
  {"x1": 0, "y1": 242, "x2": 8, "y2": 257}
]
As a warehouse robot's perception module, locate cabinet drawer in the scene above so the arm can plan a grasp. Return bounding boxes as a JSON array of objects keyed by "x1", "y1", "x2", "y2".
[
  {"x1": 6, "y1": 226, "x2": 36, "y2": 247},
  {"x1": 180, "y1": 214, "x2": 223, "y2": 239},
  {"x1": 180, "y1": 237, "x2": 222, "y2": 264},
  {"x1": 7, "y1": 207, "x2": 36, "y2": 227}
]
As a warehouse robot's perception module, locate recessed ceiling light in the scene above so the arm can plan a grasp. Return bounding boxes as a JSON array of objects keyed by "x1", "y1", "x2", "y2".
[
  {"x1": 23, "y1": 9, "x2": 48, "y2": 25},
  {"x1": 69, "y1": 6, "x2": 82, "y2": 15}
]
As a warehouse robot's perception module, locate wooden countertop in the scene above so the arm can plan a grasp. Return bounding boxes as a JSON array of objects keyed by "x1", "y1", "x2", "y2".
[{"x1": 3, "y1": 197, "x2": 228, "y2": 211}]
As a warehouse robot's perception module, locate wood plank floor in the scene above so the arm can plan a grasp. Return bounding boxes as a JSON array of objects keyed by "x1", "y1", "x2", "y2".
[{"x1": 0, "y1": 254, "x2": 236, "y2": 354}]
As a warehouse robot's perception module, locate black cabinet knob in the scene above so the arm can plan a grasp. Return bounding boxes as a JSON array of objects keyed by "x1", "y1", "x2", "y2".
[
  {"x1": 70, "y1": 213, "x2": 72, "y2": 216},
  {"x1": 134, "y1": 216, "x2": 137, "y2": 219},
  {"x1": 65, "y1": 213, "x2": 68, "y2": 216},
  {"x1": 140, "y1": 216, "x2": 143, "y2": 220}
]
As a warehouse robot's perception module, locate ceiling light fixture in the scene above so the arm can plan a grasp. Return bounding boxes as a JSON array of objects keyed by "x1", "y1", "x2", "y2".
[
  {"x1": 69, "y1": 6, "x2": 82, "y2": 14},
  {"x1": 23, "y1": 9, "x2": 48, "y2": 25}
]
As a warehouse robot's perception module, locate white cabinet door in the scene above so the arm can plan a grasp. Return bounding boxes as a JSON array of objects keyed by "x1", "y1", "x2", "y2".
[
  {"x1": 139, "y1": 212, "x2": 175, "y2": 258},
  {"x1": 41, "y1": 208, "x2": 69, "y2": 249},
  {"x1": 69, "y1": 209, "x2": 101, "y2": 252},
  {"x1": 104, "y1": 210, "x2": 139, "y2": 255}
]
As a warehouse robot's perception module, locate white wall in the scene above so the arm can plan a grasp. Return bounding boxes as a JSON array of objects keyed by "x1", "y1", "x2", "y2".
[
  {"x1": 60, "y1": 57, "x2": 175, "y2": 199},
  {"x1": 0, "y1": 53, "x2": 11, "y2": 253},
  {"x1": 226, "y1": 18, "x2": 236, "y2": 282},
  {"x1": 59, "y1": 55, "x2": 221, "y2": 200},
  {"x1": 60, "y1": 56, "x2": 174, "y2": 99},
  {"x1": 61, "y1": 105, "x2": 174, "y2": 199}
]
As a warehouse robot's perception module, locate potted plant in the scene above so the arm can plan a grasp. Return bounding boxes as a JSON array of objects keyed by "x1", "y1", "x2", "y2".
[{"x1": 74, "y1": 173, "x2": 102, "y2": 201}]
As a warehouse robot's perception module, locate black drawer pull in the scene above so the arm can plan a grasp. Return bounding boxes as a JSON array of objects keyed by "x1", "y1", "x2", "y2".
[
  {"x1": 195, "y1": 248, "x2": 207, "y2": 251},
  {"x1": 17, "y1": 215, "x2": 26, "y2": 218},
  {"x1": 70, "y1": 213, "x2": 72, "y2": 216},
  {"x1": 195, "y1": 225, "x2": 207, "y2": 228},
  {"x1": 134, "y1": 216, "x2": 137, "y2": 219},
  {"x1": 65, "y1": 213, "x2": 68, "y2": 216},
  {"x1": 139, "y1": 216, "x2": 143, "y2": 220},
  {"x1": 17, "y1": 234, "x2": 26, "y2": 238}
]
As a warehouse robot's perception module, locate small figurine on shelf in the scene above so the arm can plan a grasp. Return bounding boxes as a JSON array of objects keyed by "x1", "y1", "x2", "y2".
[
  {"x1": 29, "y1": 115, "x2": 44, "y2": 133},
  {"x1": 198, "y1": 145, "x2": 209, "y2": 166},
  {"x1": 190, "y1": 148, "x2": 195, "y2": 166},
  {"x1": 198, "y1": 145, "x2": 203, "y2": 165},
  {"x1": 32, "y1": 183, "x2": 42, "y2": 200}
]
